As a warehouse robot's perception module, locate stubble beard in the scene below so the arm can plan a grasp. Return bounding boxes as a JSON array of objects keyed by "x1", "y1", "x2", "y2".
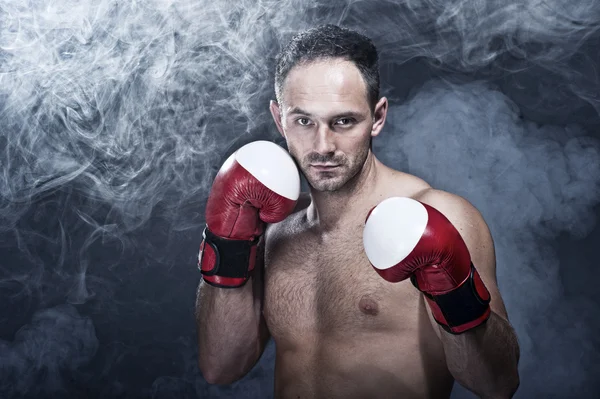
[{"x1": 290, "y1": 142, "x2": 370, "y2": 193}]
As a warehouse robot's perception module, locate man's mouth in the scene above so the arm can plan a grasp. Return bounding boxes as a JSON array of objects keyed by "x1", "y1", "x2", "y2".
[{"x1": 310, "y1": 164, "x2": 340, "y2": 171}]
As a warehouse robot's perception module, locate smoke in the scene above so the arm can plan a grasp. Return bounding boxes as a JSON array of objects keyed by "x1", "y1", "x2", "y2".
[
  {"x1": 0, "y1": 0, "x2": 282, "y2": 234},
  {"x1": 0, "y1": 0, "x2": 598, "y2": 398},
  {"x1": 0, "y1": 305, "x2": 97, "y2": 398}
]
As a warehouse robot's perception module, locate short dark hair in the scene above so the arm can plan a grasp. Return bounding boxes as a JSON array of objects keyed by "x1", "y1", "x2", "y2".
[{"x1": 274, "y1": 24, "x2": 380, "y2": 111}]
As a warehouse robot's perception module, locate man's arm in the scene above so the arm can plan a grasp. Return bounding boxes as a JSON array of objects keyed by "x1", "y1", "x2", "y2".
[
  {"x1": 418, "y1": 189, "x2": 520, "y2": 398},
  {"x1": 196, "y1": 237, "x2": 270, "y2": 385},
  {"x1": 195, "y1": 140, "x2": 300, "y2": 384}
]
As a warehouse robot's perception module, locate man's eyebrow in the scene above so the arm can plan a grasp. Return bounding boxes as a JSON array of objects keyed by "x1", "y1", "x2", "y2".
[
  {"x1": 288, "y1": 107, "x2": 313, "y2": 116},
  {"x1": 287, "y1": 108, "x2": 366, "y2": 120}
]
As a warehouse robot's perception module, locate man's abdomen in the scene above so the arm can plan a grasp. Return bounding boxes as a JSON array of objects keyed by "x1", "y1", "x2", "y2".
[{"x1": 273, "y1": 332, "x2": 454, "y2": 399}]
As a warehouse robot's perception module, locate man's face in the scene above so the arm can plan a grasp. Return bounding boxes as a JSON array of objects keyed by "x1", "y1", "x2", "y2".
[{"x1": 270, "y1": 59, "x2": 385, "y2": 192}]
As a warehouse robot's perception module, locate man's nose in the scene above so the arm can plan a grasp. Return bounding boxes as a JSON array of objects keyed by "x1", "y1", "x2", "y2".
[{"x1": 313, "y1": 125, "x2": 336, "y2": 155}]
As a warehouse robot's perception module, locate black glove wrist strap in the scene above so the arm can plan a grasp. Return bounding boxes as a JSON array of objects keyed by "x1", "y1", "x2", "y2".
[
  {"x1": 411, "y1": 263, "x2": 491, "y2": 328},
  {"x1": 200, "y1": 226, "x2": 259, "y2": 279}
]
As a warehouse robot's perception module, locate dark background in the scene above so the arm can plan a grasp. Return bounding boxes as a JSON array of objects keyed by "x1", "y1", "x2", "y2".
[{"x1": 1, "y1": 0, "x2": 599, "y2": 398}]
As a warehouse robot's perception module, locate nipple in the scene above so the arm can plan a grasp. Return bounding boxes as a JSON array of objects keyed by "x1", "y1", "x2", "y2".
[{"x1": 358, "y1": 295, "x2": 379, "y2": 316}]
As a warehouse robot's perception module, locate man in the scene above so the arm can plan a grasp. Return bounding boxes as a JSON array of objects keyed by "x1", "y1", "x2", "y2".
[{"x1": 196, "y1": 24, "x2": 520, "y2": 398}]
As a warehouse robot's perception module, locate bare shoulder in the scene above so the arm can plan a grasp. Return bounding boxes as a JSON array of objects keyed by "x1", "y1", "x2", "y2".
[
  {"x1": 413, "y1": 188, "x2": 490, "y2": 252},
  {"x1": 413, "y1": 188, "x2": 487, "y2": 233},
  {"x1": 381, "y1": 166, "x2": 483, "y2": 224}
]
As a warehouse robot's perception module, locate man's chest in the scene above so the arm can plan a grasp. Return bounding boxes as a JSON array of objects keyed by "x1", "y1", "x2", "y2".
[{"x1": 262, "y1": 228, "x2": 421, "y2": 341}]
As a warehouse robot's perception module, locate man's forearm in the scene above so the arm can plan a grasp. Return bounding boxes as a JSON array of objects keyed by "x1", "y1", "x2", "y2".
[
  {"x1": 196, "y1": 279, "x2": 267, "y2": 383},
  {"x1": 440, "y1": 312, "x2": 520, "y2": 398}
]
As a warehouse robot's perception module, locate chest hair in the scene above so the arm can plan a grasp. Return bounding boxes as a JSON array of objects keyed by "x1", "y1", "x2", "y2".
[{"x1": 263, "y1": 218, "x2": 417, "y2": 341}]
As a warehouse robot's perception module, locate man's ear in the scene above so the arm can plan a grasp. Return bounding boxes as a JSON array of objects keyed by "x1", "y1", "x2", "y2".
[
  {"x1": 269, "y1": 100, "x2": 285, "y2": 138},
  {"x1": 371, "y1": 97, "x2": 388, "y2": 138}
]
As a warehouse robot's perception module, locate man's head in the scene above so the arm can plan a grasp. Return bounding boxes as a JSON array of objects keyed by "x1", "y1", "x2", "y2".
[{"x1": 270, "y1": 25, "x2": 388, "y2": 192}]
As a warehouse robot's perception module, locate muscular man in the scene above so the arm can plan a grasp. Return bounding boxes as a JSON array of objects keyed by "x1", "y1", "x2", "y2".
[{"x1": 196, "y1": 25, "x2": 520, "y2": 398}]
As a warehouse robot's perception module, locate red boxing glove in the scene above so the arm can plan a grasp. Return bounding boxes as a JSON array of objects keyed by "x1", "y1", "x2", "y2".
[
  {"x1": 363, "y1": 197, "x2": 491, "y2": 334},
  {"x1": 199, "y1": 141, "x2": 300, "y2": 288}
]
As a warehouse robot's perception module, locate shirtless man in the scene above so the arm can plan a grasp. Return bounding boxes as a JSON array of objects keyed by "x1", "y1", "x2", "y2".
[{"x1": 196, "y1": 25, "x2": 520, "y2": 398}]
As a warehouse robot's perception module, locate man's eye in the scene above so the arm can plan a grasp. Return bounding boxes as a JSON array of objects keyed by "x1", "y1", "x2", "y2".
[
  {"x1": 335, "y1": 118, "x2": 355, "y2": 126},
  {"x1": 297, "y1": 118, "x2": 311, "y2": 126}
]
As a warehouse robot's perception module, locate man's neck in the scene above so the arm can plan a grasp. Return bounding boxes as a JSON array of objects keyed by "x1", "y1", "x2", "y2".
[{"x1": 306, "y1": 152, "x2": 381, "y2": 233}]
